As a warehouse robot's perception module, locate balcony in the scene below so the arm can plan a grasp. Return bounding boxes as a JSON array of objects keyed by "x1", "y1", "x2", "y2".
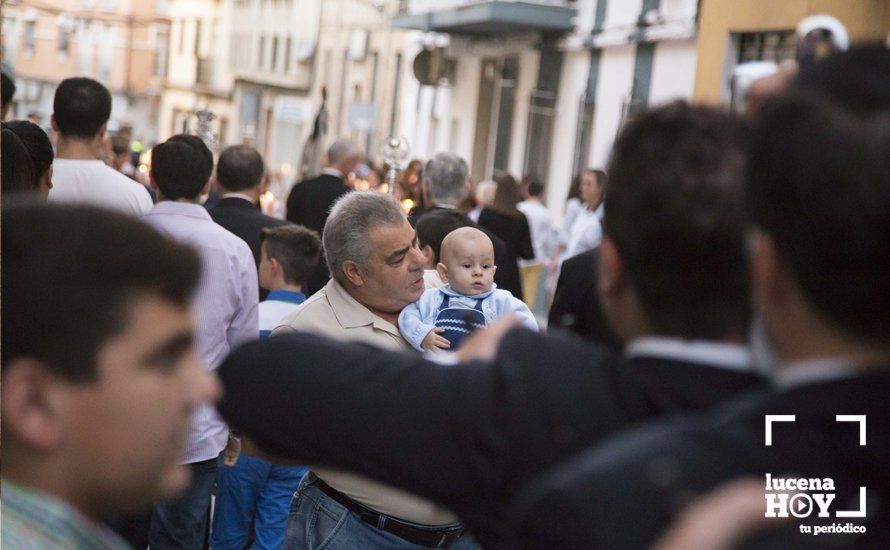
[
  {"x1": 392, "y1": 1, "x2": 576, "y2": 37},
  {"x1": 196, "y1": 58, "x2": 215, "y2": 87}
]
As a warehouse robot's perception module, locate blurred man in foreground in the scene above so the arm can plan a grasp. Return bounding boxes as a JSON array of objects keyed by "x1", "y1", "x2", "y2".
[{"x1": 1, "y1": 203, "x2": 220, "y2": 548}]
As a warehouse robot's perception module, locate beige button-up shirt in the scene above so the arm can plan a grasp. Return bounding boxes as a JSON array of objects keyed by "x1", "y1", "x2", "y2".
[{"x1": 273, "y1": 279, "x2": 458, "y2": 526}]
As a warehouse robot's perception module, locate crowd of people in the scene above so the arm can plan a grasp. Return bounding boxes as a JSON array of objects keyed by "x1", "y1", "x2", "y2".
[{"x1": 1, "y1": 43, "x2": 889, "y2": 550}]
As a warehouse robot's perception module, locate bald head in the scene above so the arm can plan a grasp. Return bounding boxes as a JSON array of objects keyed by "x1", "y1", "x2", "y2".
[{"x1": 440, "y1": 227, "x2": 492, "y2": 263}]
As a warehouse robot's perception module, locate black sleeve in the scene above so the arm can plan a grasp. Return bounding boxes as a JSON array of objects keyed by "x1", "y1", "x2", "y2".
[
  {"x1": 217, "y1": 332, "x2": 499, "y2": 511},
  {"x1": 285, "y1": 183, "x2": 301, "y2": 224}
]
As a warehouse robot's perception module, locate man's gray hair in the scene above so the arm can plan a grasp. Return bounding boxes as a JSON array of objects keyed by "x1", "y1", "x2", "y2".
[
  {"x1": 323, "y1": 191, "x2": 407, "y2": 283},
  {"x1": 424, "y1": 152, "x2": 469, "y2": 205},
  {"x1": 327, "y1": 139, "x2": 359, "y2": 166}
]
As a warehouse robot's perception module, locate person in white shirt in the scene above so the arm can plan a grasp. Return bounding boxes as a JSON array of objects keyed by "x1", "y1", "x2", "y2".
[
  {"x1": 562, "y1": 169, "x2": 606, "y2": 261},
  {"x1": 518, "y1": 180, "x2": 558, "y2": 263},
  {"x1": 142, "y1": 134, "x2": 258, "y2": 549},
  {"x1": 47, "y1": 78, "x2": 153, "y2": 216}
]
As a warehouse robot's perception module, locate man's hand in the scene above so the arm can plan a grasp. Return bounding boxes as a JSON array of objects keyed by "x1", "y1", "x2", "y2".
[
  {"x1": 455, "y1": 316, "x2": 521, "y2": 362},
  {"x1": 223, "y1": 436, "x2": 241, "y2": 467},
  {"x1": 422, "y1": 328, "x2": 451, "y2": 352}
]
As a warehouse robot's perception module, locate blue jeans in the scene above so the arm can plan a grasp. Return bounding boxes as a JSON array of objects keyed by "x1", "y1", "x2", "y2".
[
  {"x1": 149, "y1": 455, "x2": 220, "y2": 550},
  {"x1": 211, "y1": 453, "x2": 308, "y2": 549},
  {"x1": 285, "y1": 475, "x2": 479, "y2": 549}
]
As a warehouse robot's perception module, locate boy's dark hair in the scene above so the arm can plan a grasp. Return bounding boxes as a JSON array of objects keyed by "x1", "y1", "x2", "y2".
[
  {"x1": 2, "y1": 203, "x2": 201, "y2": 381},
  {"x1": 151, "y1": 134, "x2": 214, "y2": 200},
  {"x1": 217, "y1": 145, "x2": 265, "y2": 192},
  {"x1": 1, "y1": 70, "x2": 15, "y2": 112},
  {"x1": 415, "y1": 209, "x2": 475, "y2": 264},
  {"x1": 111, "y1": 134, "x2": 130, "y2": 156},
  {"x1": 3, "y1": 120, "x2": 54, "y2": 182},
  {"x1": 603, "y1": 100, "x2": 751, "y2": 340},
  {"x1": 527, "y1": 180, "x2": 544, "y2": 198},
  {"x1": 749, "y1": 45, "x2": 890, "y2": 344},
  {"x1": 260, "y1": 225, "x2": 321, "y2": 287},
  {"x1": 1, "y1": 126, "x2": 37, "y2": 195},
  {"x1": 52, "y1": 77, "x2": 112, "y2": 139}
]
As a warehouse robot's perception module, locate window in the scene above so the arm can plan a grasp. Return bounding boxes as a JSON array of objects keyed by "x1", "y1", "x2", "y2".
[
  {"x1": 57, "y1": 17, "x2": 74, "y2": 58},
  {"x1": 271, "y1": 36, "x2": 279, "y2": 71},
  {"x1": 154, "y1": 25, "x2": 170, "y2": 77},
  {"x1": 23, "y1": 19, "x2": 36, "y2": 57},
  {"x1": 284, "y1": 36, "x2": 291, "y2": 73},
  {"x1": 737, "y1": 31, "x2": 795, "y2": 64},
  {"x1": 258, "y1": 35, "x2": 265, "y2": 69},
  {"x1": 98, "y1": 24, "x2": 114, "y2": 80},
  {"x1": 194, "y1": 19, "x2": 202, "y2": 57}
]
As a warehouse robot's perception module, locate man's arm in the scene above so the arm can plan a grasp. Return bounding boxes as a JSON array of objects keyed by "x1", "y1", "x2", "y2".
[
  {"x1": 217, "y1": 332, "x2": 497, "y2": 510},
  {"x1": 227, "y1": 247, "x2": 260, "y2": 347}
]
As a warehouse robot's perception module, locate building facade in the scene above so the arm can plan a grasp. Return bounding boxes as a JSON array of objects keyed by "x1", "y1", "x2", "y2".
[
  {"x1": 1, "y1": 0, "x2": 170, "y2": 141},
  {"x1": 392, "y1": 0, "x2": 701, "y2": 221}
]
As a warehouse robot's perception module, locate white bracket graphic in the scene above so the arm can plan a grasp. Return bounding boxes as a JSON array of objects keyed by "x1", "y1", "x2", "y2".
[
  {"x1": 765, "y1": 414, "x2": 796, "y2": 446},
  {"x1": 836, "y1": 415, "x2": 866, "y2": 446}
]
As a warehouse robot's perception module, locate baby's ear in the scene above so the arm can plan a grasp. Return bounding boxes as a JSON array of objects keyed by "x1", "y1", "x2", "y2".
[{"x1": 436, "y1": 262, "x2": 449, "y2": 283}]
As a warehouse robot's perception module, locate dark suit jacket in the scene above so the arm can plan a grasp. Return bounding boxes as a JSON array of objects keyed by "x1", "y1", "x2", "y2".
[
  {"x1": 511, "y1": 369, "x2": 890, "y2": 549},
  {"x1": 409, "y1": 206, "x2": 512, "y2": 297},
  {"x1": 208, "y1": 197, "x2": 290, "y2": 266},
  {"x1": 208, "y1": 197, "x2": 290, "y2": 300},
  {"x1": 286, "y1": 173, "x2": 351, "y2": 294},
  {"x1": 217, "y1": 328, "x2": 765, "y2": 547},
  {"x1": 548, "y1": 248, "x2": 622, "y2": 349}
]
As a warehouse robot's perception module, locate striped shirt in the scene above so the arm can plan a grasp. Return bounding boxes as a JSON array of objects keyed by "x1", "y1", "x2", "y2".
[
  {"x1": 1, "y1": 479, "x2": 130, "y2": 549},
  {"x1": 144, "y1": 201, "x2": 259, "y2": 463}
]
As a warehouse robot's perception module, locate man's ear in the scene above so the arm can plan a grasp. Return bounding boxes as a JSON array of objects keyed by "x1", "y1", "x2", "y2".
[
  {"x1": 749, "y1": 230, "x2": 789, "y2": 309},
  {"x1": 97, "y1": 122, "x2": 108, "y2": 140},
  {"x1": 597, "y1": 236, "x2": 624, "y2": 299},
  {"x1": 50, "y1": 114, "x2": 60, "y2": 133},
  {"x1": 342, "y1": 260, "x2": 365, "y2": 287},
  {"x1": 420, "y1": 245, "x2": 435, "y2": 267},
  {"x1": 436, "y1": 262, "x2": 449, "y2": 284},
  {"x1": 1, "y1": 358, "x2": 67, "y2": 451},
  {"x1": 149, "y1": 173, "x2": 159, "y2": 193},
  {"x1": 200, "y1": 178, "x2": 212, "y2": 197},
  {"x1": 269, "y1": 257, "x2": 283, "y2": 278}
]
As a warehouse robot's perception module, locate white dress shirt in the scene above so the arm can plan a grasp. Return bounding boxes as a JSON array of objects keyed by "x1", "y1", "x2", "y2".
[
  {"x1": 518, "y1": 199, "x2": 558, "y2": 262},
  {"x1": 143, "y1": 201, "x2": 259, "y2": 463},
  {"x1": 49, "y1": 158, "x2": 154, "y2": 216},
  {"x1": 626, "y1": 336, "x2": 753, "y2": 372},
  {"x1": 562, "y1": 206, "x2": 603, "y2": 261}
]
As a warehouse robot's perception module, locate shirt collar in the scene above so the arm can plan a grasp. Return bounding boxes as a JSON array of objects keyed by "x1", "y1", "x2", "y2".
[
  {"x1": 266, "y1": 289, "x2": 306, "y2": 304},
  {"x1": 221, "y1": 193, "x2": 257, "y2": 204},
  {"x1": 1, "y1": 479, "x2": 130, "y2": 549},
  {"x1": 149, "y1": 201, "x2": 213, "y2": 220},
  {"x1": 321, "y1": 167, "x2": 344, "y2": 178},
  {"x1": 773, "y1": 356, "x2": 860, "y2": 390},
  {"x1": 325, "y1": 279, "x2": 401, "y2": 336},
  {"x1": 626, "y1": 336, "x2": 752, "y2": 372}
]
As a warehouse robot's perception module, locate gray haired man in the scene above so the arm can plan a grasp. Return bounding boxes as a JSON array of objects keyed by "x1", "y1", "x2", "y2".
[{"x1": 274, "y1": 191, "x2": 477, "y2": 549}]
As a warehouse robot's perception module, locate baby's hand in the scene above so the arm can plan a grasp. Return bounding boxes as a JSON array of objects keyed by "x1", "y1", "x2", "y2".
[{"x1": 422, "y1": 328, "x2": 451, "y2": 352}]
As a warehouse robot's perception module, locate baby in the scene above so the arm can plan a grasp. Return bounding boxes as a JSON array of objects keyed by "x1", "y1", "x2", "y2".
[{"x1": 399, "y1": 226, "x2": 538, "y2": 352}]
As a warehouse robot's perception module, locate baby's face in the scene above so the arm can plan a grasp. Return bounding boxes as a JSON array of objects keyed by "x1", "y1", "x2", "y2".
[{"x1": 441, "y1": 236, "x2": 496, "y2": 296}]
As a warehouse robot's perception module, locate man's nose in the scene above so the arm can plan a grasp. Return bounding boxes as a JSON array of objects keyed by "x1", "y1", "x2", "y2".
[{"x1": 408, "y1": 246, "x2": 425, "y2": 269}]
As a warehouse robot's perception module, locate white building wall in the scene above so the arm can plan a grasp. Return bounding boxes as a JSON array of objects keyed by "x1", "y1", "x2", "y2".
[
  {"x1": 648, "y1": 39, "x2": 698, "y2": 105},
  {"x1": 507, "y1": 50, "x2": 539, "y2": 177},
  {"x1": 588, "y1": 43, "x2": 635, "y2": 169},
  {"x1": 446, "y1": 54, "x2": 481, "y2": 164},
  {"x1": 544, "y1": 48, "x2": 589, "y2": 221}
]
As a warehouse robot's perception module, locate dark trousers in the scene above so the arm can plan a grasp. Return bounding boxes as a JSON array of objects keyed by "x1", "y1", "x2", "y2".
[{"x1": 149, "y1": 455, "x2": 220, "y2": 550}]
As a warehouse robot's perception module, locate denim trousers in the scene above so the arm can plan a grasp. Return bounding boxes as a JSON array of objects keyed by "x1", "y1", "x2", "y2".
[
  {"x1": 284, "y1": 475, "x2": 480, "y2": 550},
  {"x1": 149, "y1": 455, "x2": 220, "y2": 550},
  {"x1": 211, "y1": 453, "x2": 308, "y2": 549}
]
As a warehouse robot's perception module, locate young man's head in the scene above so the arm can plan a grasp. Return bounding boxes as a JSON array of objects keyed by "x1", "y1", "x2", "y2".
[
  {"x1": 526, "y1": 180, "x2": 545, "y2": 200},
  {"x1": 217, "y1": 145, "x2": 265, "y2": 197},
  {"x1": 600, "y1": 101, "x2": 750, "y2": 342},
  {"x1": 258, "y1": 225, "x2": 321, "y2": 292},
  {"x1": 437, "y1": 227, "x2": 497, "y2": 296},
  {"x1": 1, "y1": 203, "x2": 221, "y2": 519},
  {"x1": 415, "y1": 209, "x2": 475, "y2": 268},
  {"x1": 150, "y1": 134, "x2": 214, "y2": 201},
  {"x1": 51, "y1": 77, "x2": 112, "y2": 141},
  {"x1": 748, "y1": 44, "x2": 890, "y2": 362}
]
